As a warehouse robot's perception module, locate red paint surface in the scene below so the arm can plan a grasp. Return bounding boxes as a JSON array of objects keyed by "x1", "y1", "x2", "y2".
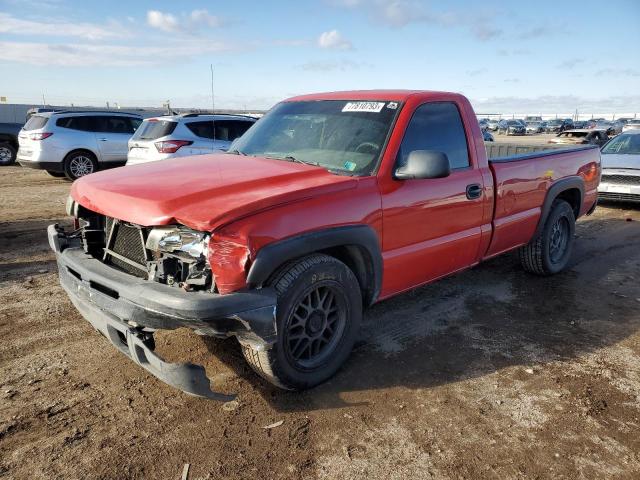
[{"x1": 71, "y1": 90, "x2": 601, "y2": 298}]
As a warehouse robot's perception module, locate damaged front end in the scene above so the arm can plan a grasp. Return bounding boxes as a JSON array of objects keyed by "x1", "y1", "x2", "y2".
[{"x1": 50, "y1": 199, "x2": 277, "y2": 399}]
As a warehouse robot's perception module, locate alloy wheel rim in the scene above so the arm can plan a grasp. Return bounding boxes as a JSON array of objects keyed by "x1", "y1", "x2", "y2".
[
  {"x1": 0, "y1": 146, "x2": 11, "y2": 161},
  {"x1": 549, "y1": 217, "x2": 569, "y2": 263},
  {"x1": 284, "y1": 284, "x2": 347, "y2": 370},
  {"x1": 70, "y1": 156, "x2": 93, "y2": 177}
]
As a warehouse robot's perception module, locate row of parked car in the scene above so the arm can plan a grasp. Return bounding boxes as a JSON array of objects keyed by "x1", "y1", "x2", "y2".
[
  {"x1": 479, "y1": 117, "x2": 640, "y2": 137},
  {"x1": 5, "y1": 110, "x2": 257, "y2": 179}
]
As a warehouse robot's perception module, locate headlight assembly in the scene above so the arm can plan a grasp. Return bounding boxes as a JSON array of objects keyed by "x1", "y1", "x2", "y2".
[{"x1": 146, "y1": 227, "x2": 209, "y2": 259}]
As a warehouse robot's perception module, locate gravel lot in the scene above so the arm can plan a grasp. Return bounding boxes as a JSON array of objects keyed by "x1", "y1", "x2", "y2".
[{"x1": 1, "y1": 165, "x2": 639, "y2": 479}]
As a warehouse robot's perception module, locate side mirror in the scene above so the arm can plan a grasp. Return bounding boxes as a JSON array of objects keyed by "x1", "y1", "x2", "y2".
[{"x1": 395, "y1": 150, "x2": 451, "y2": 180}]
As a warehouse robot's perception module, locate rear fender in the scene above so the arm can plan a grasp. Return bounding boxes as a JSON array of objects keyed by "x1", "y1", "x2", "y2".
[{"x1": 534, "y1": 176, "x2": 584, "y2": 237}]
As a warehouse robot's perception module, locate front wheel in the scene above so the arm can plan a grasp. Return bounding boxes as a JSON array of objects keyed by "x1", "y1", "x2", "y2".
[
  {"x1": 519, "y1": 199, "x2": 575, "y2": 275},
  {"x1": 242, "y1": 254, "x2": 362, "y2": 390}
]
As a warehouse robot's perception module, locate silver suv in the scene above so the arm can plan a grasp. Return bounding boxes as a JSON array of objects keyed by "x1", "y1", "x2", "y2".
[
  {"x1": 18, "y1": 111, "x2": 142, "y2": 180},
  {"x1": 126, "y1": 114, "x2": 256, "y2": 166}
]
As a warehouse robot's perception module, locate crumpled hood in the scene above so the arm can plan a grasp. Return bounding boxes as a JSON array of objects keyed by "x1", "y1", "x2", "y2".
[
  {"x1": 601, "y1": 153, "x2": 640, "y2": 170},
  {"x1": 71, "y1": 153, "x2": 357, "y2": 231}
]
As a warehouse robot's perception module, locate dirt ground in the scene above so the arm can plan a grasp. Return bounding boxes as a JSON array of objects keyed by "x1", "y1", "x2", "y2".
[{"x1": 1, "y1": 165, "x2": 639, "y2": 480}]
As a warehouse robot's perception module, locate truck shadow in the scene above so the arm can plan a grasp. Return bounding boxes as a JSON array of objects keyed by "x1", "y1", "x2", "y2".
[{"x1": 202, "y1": 215, "x2": 640, "y2": 412}]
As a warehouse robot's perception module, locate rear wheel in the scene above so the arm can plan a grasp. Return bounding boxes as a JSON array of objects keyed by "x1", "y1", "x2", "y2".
[
  {"x1": 519, "y1": 199, "x2": 575, "y2": 275},
  {"x1": 241, "y1": 254, "x2": 362, "y2": 390},
  {"x1": 0, "y1": 142, "x2": 16, "y2": 166},
  {"x1": 46, "y1": 170, "x2": 66, "y2": 178},
  {"x1": 64, "y1": 151, "x2": 97, "y2": 180}
]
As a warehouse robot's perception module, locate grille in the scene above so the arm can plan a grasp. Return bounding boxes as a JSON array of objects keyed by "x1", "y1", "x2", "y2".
[
  {"x1": 601, "y1": 175, "x2": 640, "y2": 186},
  {"x1": 598, "y1": 192, "x2": 640, "y2": 202},
  {"x1": 104, "y1": 217, "x2": 148, "y2": 278}
]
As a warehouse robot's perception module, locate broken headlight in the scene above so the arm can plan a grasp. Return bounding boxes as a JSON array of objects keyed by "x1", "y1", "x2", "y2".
[
  {"x1": 146, "y1": 227, "x2": 213, "y2": 290},
  {"x1": 146, "y1": 227, "x2": 209, "y2": 258}
]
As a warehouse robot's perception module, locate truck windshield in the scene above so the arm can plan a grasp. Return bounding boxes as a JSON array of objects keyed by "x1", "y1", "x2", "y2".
[{"x1": 229, "y1": 100, "x2": 399, "y2": 175}]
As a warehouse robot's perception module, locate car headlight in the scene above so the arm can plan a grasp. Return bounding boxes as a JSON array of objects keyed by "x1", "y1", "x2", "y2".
[{"x1": 146, "y1": 227, "x2": 209, "y2": 259}]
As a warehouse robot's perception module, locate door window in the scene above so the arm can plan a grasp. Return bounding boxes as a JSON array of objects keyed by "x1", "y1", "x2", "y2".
[
  {"x1": 93, "y1": 116, "x2": 136, "y2": 134},
  {"x1": 56, "y1": 116, "x2": 94, "y2": 131},
  {"x1": 398, "y1": 102, "x2": 470, "y2": 170},
  {"x1": 186, "y1": 121, "x2": 215, "y2": 139}
]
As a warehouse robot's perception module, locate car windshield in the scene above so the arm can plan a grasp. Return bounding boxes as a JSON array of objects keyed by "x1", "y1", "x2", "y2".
[
  {"x1": 602, "y1": 134, "x2": 640, "y2": 155},
  {"x1": 229, "y1": 100, "x2": 399, "y2": 175}
]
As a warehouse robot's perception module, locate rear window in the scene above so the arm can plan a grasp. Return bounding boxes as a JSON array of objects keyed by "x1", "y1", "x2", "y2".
[
  {"x1": 23, "y1": 115, "x2": 49, "y2": 131},
  {"x1": 132, "y1": 119, "x2": 178, "y2": 140}
]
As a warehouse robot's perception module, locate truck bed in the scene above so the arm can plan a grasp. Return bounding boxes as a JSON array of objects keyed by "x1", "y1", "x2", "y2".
[{"x1": 484, "y1": 145, "x2": 601, "y2": 258}]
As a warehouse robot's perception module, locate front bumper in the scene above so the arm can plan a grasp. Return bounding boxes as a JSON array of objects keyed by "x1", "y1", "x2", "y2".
[
  {"x1": 48, "y1": 224, "x2": 277, "y2": 399},
  {"x1": 598, "y1": 182, "x2": 640, "y2": 202}
]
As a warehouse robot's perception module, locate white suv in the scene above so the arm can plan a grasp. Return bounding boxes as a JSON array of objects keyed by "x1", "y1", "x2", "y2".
[
  {"x1": 126, "y1": 114, "x2": 256, "y2": 165},
  {"x1": 18, "y1": 111, "x2": 142, "y2": 180}
]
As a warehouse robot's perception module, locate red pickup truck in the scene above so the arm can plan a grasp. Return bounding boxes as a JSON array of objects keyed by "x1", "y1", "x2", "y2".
[{"x1": 49, "y1": 90, "x2": 600, "y2": 398}]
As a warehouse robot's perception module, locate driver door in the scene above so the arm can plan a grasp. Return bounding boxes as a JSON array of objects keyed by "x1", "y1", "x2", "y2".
[{"x1": 380, "y1": 101, "x2": 486, "y2": 296}]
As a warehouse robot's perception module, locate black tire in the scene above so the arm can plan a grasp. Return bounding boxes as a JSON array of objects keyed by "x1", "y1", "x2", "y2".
[
  {"x1": 63, "y1": 151, "x2": 98, "y2": 180},
  {"x1": 0, "y1": 142, "x2": 16, "y2": 166},
  {"x1": 519, "y1": 199, "x2": 575, "y2": 275},
  {"x1": 46, "y1": 170, "x2": 66, "y2": 178},
  {"x1": 242, "y1": 254, "x2": 362, "y2": 390}
]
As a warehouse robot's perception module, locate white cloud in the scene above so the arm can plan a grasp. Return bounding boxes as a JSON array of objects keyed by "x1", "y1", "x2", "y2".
[
  {"x1": 0, "y1": 40, "x2": 240, "y2": 67},
  {"x1": 299, "y1": 59, "x2": 369, "y2": 71},
  {"x1": 328, "y1": 0, "x2": 502, "y2": 40},
  {"x1": 318, "y1": 30, "x2": 353, "y2": 50},
  {"x1": 471, "y1": 95, "x2": 640, "y2": 114},
  {"x1": 0, "y1": 12, "x2": 129, "y2": 40},
  {"x1": 146, "y1": 9, "x2": 223, "y2": 34},
  {"x1": 147, "y1": 10, "x2": 179, "y2": 32},
  {"x1": 596, "y1": 68, "x2": 640, "y2": 78}
]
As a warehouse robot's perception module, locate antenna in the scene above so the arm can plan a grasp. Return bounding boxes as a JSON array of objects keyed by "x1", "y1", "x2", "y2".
[
  {"x1": 210, "y1": 64, "x2": 216, "y2": 143},
  {"x1": 210, "y1": 64, "x2": 215, "y2": 114}
]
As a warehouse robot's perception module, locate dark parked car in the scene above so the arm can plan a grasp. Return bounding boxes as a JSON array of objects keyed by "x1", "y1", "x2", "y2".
[
  {"x1": 0, "y1": 122, "x2": 22, "y2": 165},
  {"x1": 545, "y1": 119, "x2": 574, "y2": 133},
  {"x1": 497, "y1": 119, "x2": 526, "y2": 135},
  {"x1": 483, "y1": 129, "x2": 494, "y2": 142},
  {"x1": 525, "y1": 121, "x2": 545, "y2": 134}
]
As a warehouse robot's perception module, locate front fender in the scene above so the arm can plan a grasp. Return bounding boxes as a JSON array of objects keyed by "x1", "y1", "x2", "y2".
[{"x1": 246, "y1": 225, "x2": 383, "y2": 304}]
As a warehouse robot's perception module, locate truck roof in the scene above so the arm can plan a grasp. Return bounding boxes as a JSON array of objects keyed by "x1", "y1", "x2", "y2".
[{"x1": 285, "y1": 90, "x2": 459, "y2": 103}]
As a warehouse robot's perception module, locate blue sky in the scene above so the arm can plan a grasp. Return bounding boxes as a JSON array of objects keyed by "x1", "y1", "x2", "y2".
[{"x1": 1, "y1": 0, "x2": 639, "y2": 113}]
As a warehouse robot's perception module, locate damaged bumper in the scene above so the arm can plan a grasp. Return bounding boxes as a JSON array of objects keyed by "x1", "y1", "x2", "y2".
[{"x1": 48, "y1": 224, "x2": 277, "y2": 399}]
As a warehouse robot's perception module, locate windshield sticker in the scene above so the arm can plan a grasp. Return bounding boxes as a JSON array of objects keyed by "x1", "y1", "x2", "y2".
[
  {"x1": 343, "y1": 161, "x2": 357, "y2": 171},
  {"x1": 342, "y1": 102, "x2": 386, "y2": 113},
  {"x1": 387, "y1": 102, "x2": 398, "y2": 110}
]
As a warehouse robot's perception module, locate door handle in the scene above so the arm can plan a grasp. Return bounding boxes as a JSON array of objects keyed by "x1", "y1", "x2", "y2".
[
  {"x1": 98, "y1": 138, "x2": 108, "y2": 141},
  {"x1": 466, "y1": 184, "x2": 482, "y2": 200}
]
